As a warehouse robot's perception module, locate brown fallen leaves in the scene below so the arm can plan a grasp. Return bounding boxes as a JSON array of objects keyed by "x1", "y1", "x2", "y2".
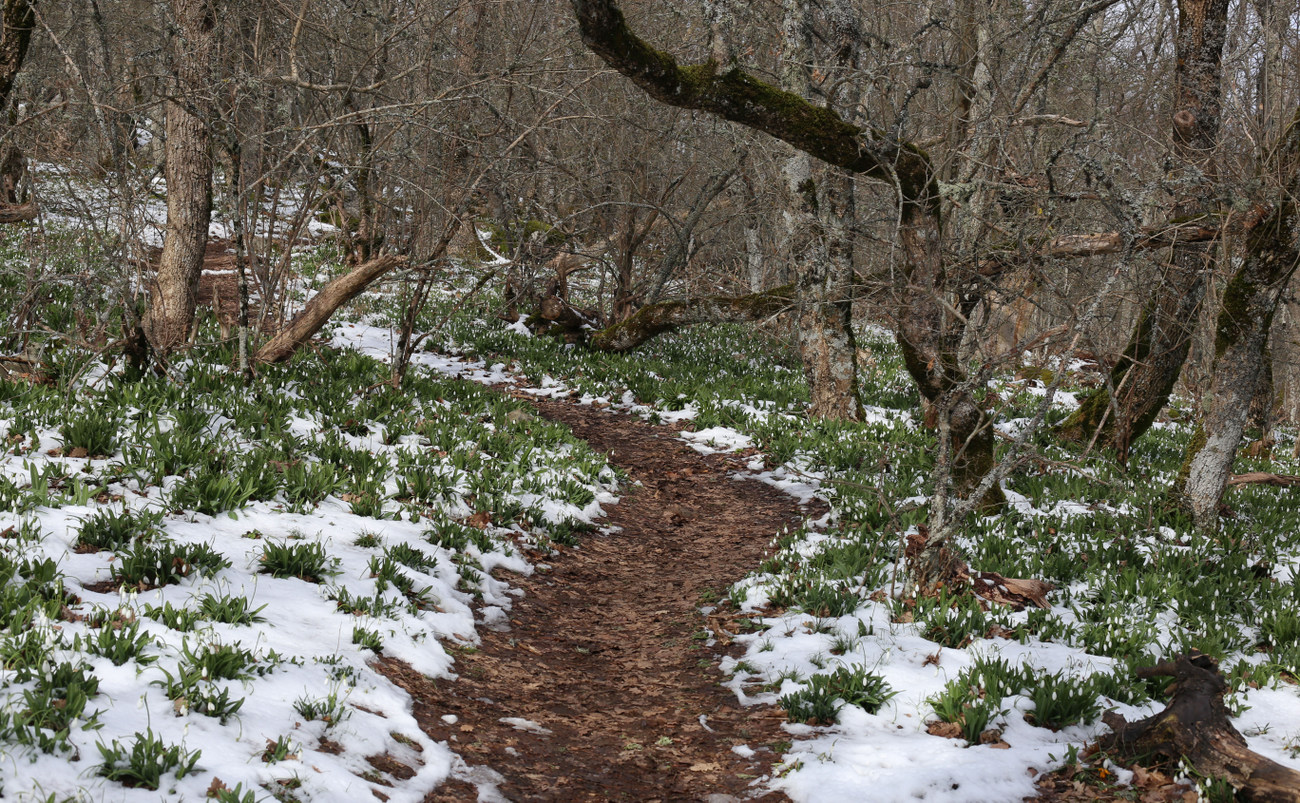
[{"x1": 1030, "y1": 754, "x2": 1199, "y2": 802}]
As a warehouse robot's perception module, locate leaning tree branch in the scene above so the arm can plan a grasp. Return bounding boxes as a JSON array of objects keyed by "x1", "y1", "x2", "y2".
[
  {"x1": 569, "y1": 0, "x2": 936, "y2": 209},
  {"x1": 253, "y1": 254, "x2": 406, "y2": 364}
]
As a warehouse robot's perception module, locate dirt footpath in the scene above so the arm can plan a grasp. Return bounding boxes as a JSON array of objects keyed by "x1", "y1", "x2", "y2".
[{"x1": 378, "y1": 396, "x2": 813, "y2": 802}]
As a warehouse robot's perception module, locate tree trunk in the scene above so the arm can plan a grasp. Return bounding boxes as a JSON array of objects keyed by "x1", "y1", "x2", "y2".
[
  {"x1": 1181, "y1": 110, "x2": 1300, "y2": 529},
  {"x1": 147, "y1": 0, "x2": 216, "y2": 357},
  {"x1": 1056, "y1": 0, "x2": 1229, "y2": 458},
  {"x1": 0, "y1": 0, "x2": 33, "y2": 107},
  {"x1": 254, "y1": 254, "x2": 407, "y2": 364},
  {"x1": 1102, "y1": 653, "x2": 1300, "y2": 802},
  {"x1": 794, "y1": 166, "x2": 860, "y2": 421},
  {"x1": 0, "y1": 0, "x2": 34, "y2": 212},
  {"x1": 777, "y1": 0, "x2": 860, "y2": 422}
]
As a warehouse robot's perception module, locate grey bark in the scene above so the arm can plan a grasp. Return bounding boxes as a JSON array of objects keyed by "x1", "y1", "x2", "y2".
[
  {"x1": 1183, "y1": 108, "x2": 1300, "y2": 529},
  {"x1": 147, "y1": 0, "x2": 216, "y2": 357},
  {"x1": 781, "y1": 0, "x2": 859, "y2": 421}
]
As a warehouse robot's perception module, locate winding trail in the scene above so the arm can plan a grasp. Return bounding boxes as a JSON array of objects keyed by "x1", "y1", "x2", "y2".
[{"x1": 378, "y1": 396, "x2": 815, "y2": 802}]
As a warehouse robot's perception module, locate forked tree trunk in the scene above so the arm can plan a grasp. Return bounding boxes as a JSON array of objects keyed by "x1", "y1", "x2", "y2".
[
  {"x1": 1056, "y1": 0, "x2": 1228, "y2": 458},
  {"x1": 147, "y1": 0, "x2": 216, "y2": 357},
  {"x1": 1182, "y1": 109, "x2": 1300, "y2": 529}
]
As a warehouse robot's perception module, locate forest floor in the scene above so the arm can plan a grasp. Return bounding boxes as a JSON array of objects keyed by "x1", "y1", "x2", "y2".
[{"x1": 379, "y1": 395, "x2": 813, "y2": 802}]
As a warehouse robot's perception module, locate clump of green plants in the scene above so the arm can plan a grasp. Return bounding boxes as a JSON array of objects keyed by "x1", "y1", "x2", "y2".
[
  {"x1": 1027, "y1": 671, "x2": 1102, "y2": 730},
  {"x1": 293, "y1": 689, "x2": 350, "y2": 727},
  {"x1": 96, "y1": 728, "x2": 201, "y2": 790},
  {"x1": 916, "y1": 591, "x2": 990, "y2": 650},
  {"x1": 143, "y1": 601, "x2": 203, "y2": 632},
  {"x1": 75, "y1": 617, "x2": 156, "y2": 666},
  {"x1": 151, "y1": 664, "x2": 246, "y2": 723},
  {"x1": 168, "y1": 460, "x2": 280, "y2": 516},
  {"x1": 384, "y1": 542, "x2": 436, "y2": 572},
  {"x1": 60, "y1": 408, "x2": 118, "y2": 457},
  {"x1": 0, "y1": 660, "x2": 103, "y2": 754},
  {"x1": 282, "y1": 461, "x2": 341, "y2": 512},
  {"x1": 352, "y1": 626, "x2": 383, "y2": 652},
  {"x1": 75, "y1": 507, "x2": 163, "y2": 552},
  {"x1": 259, "y1": 540, "x2": 338, "y2": 582},
  {"x1": 928, "y1": 655, "x2": 1034, "y2": 743},
  {"x1": 196, "y1": 592, "x2": 267, "y2": 625},
  {"x1": 110, "y1": 540, "x2": 230, "y2": 588},
  {"x1": 780, "y1": 664, "x2": 896, "y2": 725}
]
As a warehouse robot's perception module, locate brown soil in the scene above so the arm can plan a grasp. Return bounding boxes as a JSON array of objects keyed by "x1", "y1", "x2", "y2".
[
  {"x1": 195, "y1": 240, "x2": 259, "y2": 328},
  {"x1": 377, "y1": 396, "x2": 817, "y2": 802}
]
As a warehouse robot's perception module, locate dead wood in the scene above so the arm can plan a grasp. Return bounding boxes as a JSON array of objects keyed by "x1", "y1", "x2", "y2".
[
  {"x1": 253, "y1": 253, "x2": 405, "y2": 364},
  {"x1": 1227, "y1": 472, "x2": 1300, "y2": 488},
  {"x1": 590, "y1": 283, "x2": 794, "y2": 352},
  {"x1": 0, "y1": 201, "x2": 35, "y2": 224},
  {"x1": 1101, "y1": 652, "x2": 1300, "y2": 802},
  {"x1": 972, "y1": 572, "x2": 1053, "y2": 609},
  {"x1": 0, "y1": 354, "x2": 47, "y2": 383}
]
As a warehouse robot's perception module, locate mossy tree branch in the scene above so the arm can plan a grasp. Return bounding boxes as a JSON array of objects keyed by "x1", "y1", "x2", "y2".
[
  {"x1": 569, "y1": 0, "x2": 937, "y2": 215},
  {"x1": 571, "y1": 0, "x2": 1004, "y2": 589}
]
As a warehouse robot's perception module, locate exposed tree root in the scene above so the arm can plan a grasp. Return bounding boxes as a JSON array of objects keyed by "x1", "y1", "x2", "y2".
[{"x1": 1101, "y1": 652, "x2": 1300, "y2": 803}]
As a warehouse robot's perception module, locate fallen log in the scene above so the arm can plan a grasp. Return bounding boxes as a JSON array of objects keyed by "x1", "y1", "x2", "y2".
[
  {"x1": 1100, "y1": 652, "x2": 1300, "y2": 802},
  {"x1": 590, "y1": 283, "x2": 794, "y2": 352},
  {"x1": 254, "y1": 253, "x2": 406, "y2": 364},
  {"x1": 1227, "y1": 472, "x2": 1300, "y2": 488},
  {"x1": 0, "y1": 354, "x2": 48, "y2": 384},
  {"x1": 0, "y1": 202, "x2": 35, "y2": 224}
]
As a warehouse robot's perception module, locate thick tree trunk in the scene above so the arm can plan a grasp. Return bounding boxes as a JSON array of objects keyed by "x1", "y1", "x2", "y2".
[
  {"x1": 1102, "y1": 653, "x2": 1300, "y2": 802},
  {"x1": 795, "y1": 167, "x2": 860, "y2": 421},
  {"x1": 1182, "y1": 110, "x2": 1300, "y2": 529},
  {"x1": 147, "y1": 0, "x2": 216, "y2": 357},
  {"x1": 1056, "y1": 0, "x2": 1228, "y2": 458},
  {"x1": 254, "y1": 254, "x2": 406, "y2": 364},
  {"x1": 0, "y1": 0, "x2": 33, "y2": 107},
  {"x1": 590, "y1": 284, "x2": 793, "y2": 353}
]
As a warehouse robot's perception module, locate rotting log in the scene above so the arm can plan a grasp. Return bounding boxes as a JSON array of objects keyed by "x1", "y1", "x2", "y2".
[
  {"x1": 589, "y1": 283, "x2": 793, "y2": 353},
  {"x1": 254, "y1": 254, "x2": 406, "y2": 364},
  {"x1": 0, "y1": 202, "x2": 34, "y2": 223},
  {"x1": 1101, "y1": 652, "x2": 1300, "y2": 802}
]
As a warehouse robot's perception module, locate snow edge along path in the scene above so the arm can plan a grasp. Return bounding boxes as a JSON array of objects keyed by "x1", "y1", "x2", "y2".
[{"x1": 333, "y1": 324, "x2": 1300, "y2": 803}]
